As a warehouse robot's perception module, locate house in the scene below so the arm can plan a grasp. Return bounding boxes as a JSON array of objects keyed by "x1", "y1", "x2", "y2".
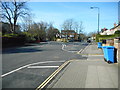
[
  {"x1": 109, "y1": 23, "x2": 120, "y2": 34},
  {"x1": 100, "y1": 23, "x2": 120, "y2": 35},
  {"x1": 61, "y1": 30, "x2": 78, "y2": 40},
  {"x1": 100, "y1": 28, "x2": 108, "y2": 35}
]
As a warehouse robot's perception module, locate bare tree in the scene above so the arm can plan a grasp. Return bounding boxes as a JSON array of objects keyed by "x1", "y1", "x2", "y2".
[
  {"x1": 47, "y1": 23, "x2": 60, "y2": 41},
  {"x1": 61, "y1": 19, "x2": 74, "y2": 30},
  {"x1": 61, "y1": 18, "x2": 85, "y2": 41},
  {"x1": 37, "y1": 21, "x2": 48, "y2": 41},
  {"x1": 27, "y1": 21, "x2": 48, "y2": 41},
  {"x1": 78, "y1": 21, "x2": 84, "y2": 34},
  {"x1": 20, "y1": 16, "x2": 33, "y2": 32},
  {"x1": 87, "y1": 31, "x2": 97, "y2": 37},
  {"x1": 73, "y1": 21, "x2": 79, "y2": 34},
  {"x1": 1, "y1": 0, "x2": 29, "y2": 33},
  {"x1": 61, "y1": 19, "x2": 84, "y2": 33},
  {"x1": 38, "y1": 21, "x2": 48, "y2": 32},
  {"x1": 77, "y1": 21, "x2": 84, "y2": 40}
]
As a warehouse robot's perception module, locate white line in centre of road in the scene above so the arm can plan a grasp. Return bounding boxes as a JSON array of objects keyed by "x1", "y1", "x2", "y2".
[
  {"x1": 78, "y1": 49, "x2": 83, "y2": 53},
  {"x1": 62, "y1": 44, "x2": 77, "y2": 53},
  {"x1": 77, "y1": 44, "x2": 90, "y2": 54},
  {"x1": 27, "y1": 66, "x2": 59, "y2": 69},
  {"x1": 1, "y1": 60, "x2": 65, "y2": 78}
]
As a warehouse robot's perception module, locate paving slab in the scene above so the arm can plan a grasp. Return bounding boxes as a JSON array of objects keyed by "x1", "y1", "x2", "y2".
[{"x1": 81, "y1": 45, "x2": 103, "y2": 55}]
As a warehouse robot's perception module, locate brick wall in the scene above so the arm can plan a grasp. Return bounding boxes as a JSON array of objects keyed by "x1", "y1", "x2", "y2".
[
  {"x1": 104, "y1": 38, "x2": 120, "y2": 63},
  {"x1": 106, "y1": 39, "x2": 114, "y2": 46},
  {"x1": 114, "y1": 38, "x2": 120, "y2": 63},
  {"x1": 118, "y1": 43, "x2": 120, "y2": 63}
]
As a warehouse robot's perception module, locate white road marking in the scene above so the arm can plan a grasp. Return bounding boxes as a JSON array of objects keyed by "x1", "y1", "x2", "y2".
[
  {"x1": 62, "y1": 43, "x2": 90, "y2": 54},
  {"x1": 80, "y1": 44, "x2": 90, "y2": 53},
  {"x1": 1, "y1": 60, "x2": 65, "y2": 78},
  {"x1": 27, "y1": 66, "x2": 59, "y2": 69},
  {"x1": 1, "y1": 65, "x2": 30, "y2": 78},
  {"x1": 77, "y1": 49, "x2": 83, "y2": 53},
  {"x1": 62, "y1": 44, "x2": 78, "y2": 53},
  {"x1": 62, "y1": 44, "x2": 66, "y2": 50}
]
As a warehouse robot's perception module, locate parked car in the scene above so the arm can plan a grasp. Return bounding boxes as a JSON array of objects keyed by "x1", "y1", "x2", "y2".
[{"x1": 87, "y1": 40, "x2": 91, "y2": 43}]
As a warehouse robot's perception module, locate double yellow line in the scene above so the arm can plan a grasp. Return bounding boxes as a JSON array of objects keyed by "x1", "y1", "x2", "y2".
[
  {"x1": 36, "y1": 44, "x2": 99, "y2": 89},
  {"x1": 36, "y1": 60, "x2": 71, "y2": 90}
]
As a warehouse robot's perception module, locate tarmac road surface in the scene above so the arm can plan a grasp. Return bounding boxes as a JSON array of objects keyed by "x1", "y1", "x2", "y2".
[{"x1": 2, "y1": 41, "x2": 88, "y2": 89}]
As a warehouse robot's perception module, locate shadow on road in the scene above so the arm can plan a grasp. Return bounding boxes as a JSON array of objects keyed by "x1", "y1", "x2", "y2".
[{"x1": 2, "y1": 47, "x2": 43, "y2": 54}]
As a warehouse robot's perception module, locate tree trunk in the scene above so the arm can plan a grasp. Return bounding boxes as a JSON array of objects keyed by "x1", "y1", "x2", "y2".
[
  {"x1": 13, "y1": 20, "x2": 17, "y2": 33},
  {"x1": 9, "y1": 21, "x2": 14, "y2": 33}
]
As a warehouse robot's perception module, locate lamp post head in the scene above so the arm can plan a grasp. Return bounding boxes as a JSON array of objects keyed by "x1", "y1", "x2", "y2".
[
  {"x1": 90, "y1": 7, "x2": 94, "y2": 9},
  {"x1": 90, "y1": 7, "x2": 99, "y2": 9},
  {"x1": 90, "y1": 6, "x2": 100, "y2": 34}
]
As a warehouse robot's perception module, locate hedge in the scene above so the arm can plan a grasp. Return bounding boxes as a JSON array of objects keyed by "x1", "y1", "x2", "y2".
[
  {"x1": 2, "y1": 34, "x2": 26, "y2": 48},
  {"x1": 96, "y1": 32, "x2": 120, "y2": 42}
]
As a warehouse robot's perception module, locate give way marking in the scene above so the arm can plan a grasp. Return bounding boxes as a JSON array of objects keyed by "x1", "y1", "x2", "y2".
[{"x1": 1, "y1": 60, "x2": 65, "y2": 78}]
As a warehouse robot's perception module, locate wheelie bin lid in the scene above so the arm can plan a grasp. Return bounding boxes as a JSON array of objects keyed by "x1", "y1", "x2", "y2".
[
  {"x1": 102, "y1": 46, "x2": 107, "y2": 48},
  {"x1": 106, "y1": 46, "x2": 114, "y2": 49},
  {"x1": 98, "y1": 42, "x2": 102, "y2": 44}
]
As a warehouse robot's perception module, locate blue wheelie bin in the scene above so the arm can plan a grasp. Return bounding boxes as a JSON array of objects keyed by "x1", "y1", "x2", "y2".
[
  {"x1": 102, "y1": 46, "x2": 107, "y2": 62},
  {"x1": 98, "y1": 42, "x2": 102, "y2": 48},
  {"x1": 106, "y1": 46, "x2": 115, "y2": 63}
]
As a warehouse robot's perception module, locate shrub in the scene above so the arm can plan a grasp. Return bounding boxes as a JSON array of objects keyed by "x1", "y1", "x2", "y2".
[
  {"x1": 3, "y1": 33, "x2": 18, "y2": 37},
  {"x1": 2, "y1": 32, "x2": 37, "y2": 48},
  {"x1": 115, "y1": 30, "x2": 120, "y2": 34},
  {"x1": 21, "y1": 32, "x2": 36, "y2": 43},
  {"x1": 114, "y1": 31, "x2": 120, "y2": 37}
]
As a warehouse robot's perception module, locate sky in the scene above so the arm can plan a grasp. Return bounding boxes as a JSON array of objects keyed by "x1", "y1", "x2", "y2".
[{"x1": 27, "y1": 2, "x2": 118, "y2": 34}]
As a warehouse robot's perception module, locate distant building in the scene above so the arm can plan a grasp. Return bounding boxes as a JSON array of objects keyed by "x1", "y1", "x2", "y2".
[
  {"x1": 61, "y1": 30, "x2": 78, "y2": 40},
  {"x1": 100, "y1": 23, "x2": 120, "y2": 35}
]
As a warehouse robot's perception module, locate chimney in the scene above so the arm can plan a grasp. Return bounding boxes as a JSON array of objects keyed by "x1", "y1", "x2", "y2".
[{"x1": 114, "y1": 23, "x2": 117, "y2": 27}]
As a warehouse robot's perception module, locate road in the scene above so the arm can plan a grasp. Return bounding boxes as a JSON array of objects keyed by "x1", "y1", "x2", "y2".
[{"x1": 2, "y1": 41, "x2": 88, "y2": 89}]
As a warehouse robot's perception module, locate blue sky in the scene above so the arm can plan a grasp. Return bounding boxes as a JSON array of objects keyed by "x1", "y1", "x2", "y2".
[{"x1": 27, "y1": 2, "x2": 118, "y2": 33}]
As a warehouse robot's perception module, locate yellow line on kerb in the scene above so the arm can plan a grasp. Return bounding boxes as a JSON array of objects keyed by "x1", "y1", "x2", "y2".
[{"x1": 36, "y1": 60, "x2": 72, "y2": 90}]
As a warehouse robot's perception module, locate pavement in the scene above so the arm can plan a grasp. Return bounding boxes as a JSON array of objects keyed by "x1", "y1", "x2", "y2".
[{"x1": 45, "y1": 44, "x2": 118, "y2": 89}]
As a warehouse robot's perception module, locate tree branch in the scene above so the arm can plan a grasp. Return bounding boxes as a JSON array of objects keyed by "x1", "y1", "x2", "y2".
[{"x1": 1, "y1": 2, "x2": 12, "y2": 21}]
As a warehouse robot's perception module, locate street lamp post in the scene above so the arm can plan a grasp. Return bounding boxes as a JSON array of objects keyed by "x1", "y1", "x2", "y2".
[{"x1": 90, "y1": 7, "x2": 100, "y2": 34}]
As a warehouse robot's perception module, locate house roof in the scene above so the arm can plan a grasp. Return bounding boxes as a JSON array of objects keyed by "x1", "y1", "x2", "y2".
[
  {"x1": 61, "y1": 30, "x2": 76, "y2": 33},
  {"x1": 110, "y1": 23, "x2": 120, "y2": 30}
]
